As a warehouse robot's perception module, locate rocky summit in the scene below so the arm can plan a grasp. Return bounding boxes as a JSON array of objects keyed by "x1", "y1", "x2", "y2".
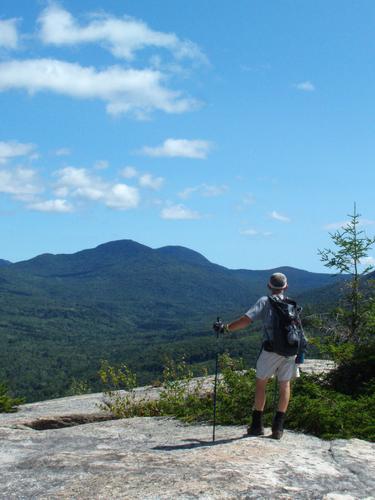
[{"x1": 0, "y1": 379, "x2": 374, "y2": 500}]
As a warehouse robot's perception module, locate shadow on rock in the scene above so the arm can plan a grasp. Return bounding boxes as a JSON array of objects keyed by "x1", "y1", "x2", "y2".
[{"x1": 153, "y1": 435, "x2": 249, "y2": 451}]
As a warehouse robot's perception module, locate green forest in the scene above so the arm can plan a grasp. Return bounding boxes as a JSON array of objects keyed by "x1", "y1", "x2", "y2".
[{"x1": 0, "y1": 210, "x2": 373, "y2": 418}]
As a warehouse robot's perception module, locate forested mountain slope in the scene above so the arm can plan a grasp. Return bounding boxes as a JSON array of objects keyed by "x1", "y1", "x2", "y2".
[{"x1": 0, "y1": 239, "x2": 343, "y2": 401}]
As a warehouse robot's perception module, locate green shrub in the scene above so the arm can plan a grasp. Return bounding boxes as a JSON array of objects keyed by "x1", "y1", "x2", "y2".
[
  {"x1": 65, "y1": 378, "x2": 91, "y2": 396},
  {"x1": 157, "y1": 356, "x2": 211, "y2": 421},
  {"x1": 325, "y1": 340, "x2": 375, "y2": 396},
  {"x1": 99, "y1": 355, "x2": 375, "y2": 442},
  {"x1": 98, "y1": 359, "x2": 161, "y2": 418},
  {"x1": 100, "y1": 354, "x2": 278, "y2": 426},
  {"x1": 288, "y1": 374, "x2": 375, "y2": 440},
  {"x1": 0, "y1": 382, "x2": 24, "y2": 413}
]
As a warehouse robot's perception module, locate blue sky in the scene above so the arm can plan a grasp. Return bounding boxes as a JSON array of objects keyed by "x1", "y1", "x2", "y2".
[{"x1": 0, "y1": 0, "x2": 374, "y2": 272}]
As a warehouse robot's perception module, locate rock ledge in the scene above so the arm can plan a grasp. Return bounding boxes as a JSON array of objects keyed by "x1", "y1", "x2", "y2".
[{"x1": 0, "y1": 407, "x2": 374, "y2": 499}]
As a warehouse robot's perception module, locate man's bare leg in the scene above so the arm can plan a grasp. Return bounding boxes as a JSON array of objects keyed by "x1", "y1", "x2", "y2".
[
  {"x1": 254, "y1": 377, "x2": 269, "y2": 411},
  {"x1": 278, "y1": 380, "x2": 290, "y2": 412}
]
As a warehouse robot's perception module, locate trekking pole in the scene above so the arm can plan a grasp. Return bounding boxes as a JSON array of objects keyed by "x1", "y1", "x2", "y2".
[{"x1": 212, "y1": 317, "x2": 221, "y2": 442}]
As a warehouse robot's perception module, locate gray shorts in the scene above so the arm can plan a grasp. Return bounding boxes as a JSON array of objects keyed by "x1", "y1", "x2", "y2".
[{"x1": 256, "y1": 349, "x2": 299, "y2": 381}]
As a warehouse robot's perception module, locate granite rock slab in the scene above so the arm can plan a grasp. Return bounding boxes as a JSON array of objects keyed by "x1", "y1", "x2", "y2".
[{"x1": 0, "y1": 414, "x2": 373, "y2": 499}]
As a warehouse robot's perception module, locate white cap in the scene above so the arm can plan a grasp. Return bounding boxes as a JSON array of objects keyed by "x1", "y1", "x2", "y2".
[{"x1": 268, "y1": 272, "x2": 287, "y2": 290}]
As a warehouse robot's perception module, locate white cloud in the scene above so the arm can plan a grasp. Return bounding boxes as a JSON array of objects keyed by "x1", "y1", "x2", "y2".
[
  {"x1": 240, "y1": 228, "x2": 272, "y2": 237},
  {"x1": 0, "y1": 141, "x2": 36, "y2": 164},
  {"x1": 55, "y1": 147, "x2": 71, "y2": 156},
  {"x1": 240, "y1": 228, "x2": 258, "y2": 236},
  {"x1": 178, "y1": 186, "x2": 198, "y2": 199},
  {"x1": 294, "y1": 81, "x2": 315, "y2": 92},
  {"x1": 121, "y1": 166, "x2": 138, "y2": 179},
  {"x1": 55, "y1": 167, "x2": 98, "y2": 190},
  {"x1": 202, "y1": 184, "x2": 227, "y2": 197},
  {"x1": 122, "y1": 167, "x2": 165, "y2": 192},
  {"x1": 0, "y1": 167, "x2": 42, "y2": 200},
  {"x1": 54, "y1": 166, "x2": 139, "y2": 210},
  {"x1": 149, "y1": 54, "x2": 190, "y2": 78},
  {"x1": 270, "y1": 210, "x2": 291, "y2": 223},
  {"x1": 105, "y1": 183, "x2": 140, "y2": 209},
  {"x1": 0, "y1": 19, "x2": 19, "y2": 50},
  {"x1": 38, "y1": 4, "x2": 206, "y2": 63},
  {"x1": 28, "y1": 198, "x2": 74, "y2": 213},
  {"x1": 179, "y1": 183, "x2": 227, "y2": 199},
  {"x1": 139, "y1": 173, "x2": 164, "y2": 190},
  {"x1": 0, "y1": 59, "x2": 198, "y2": 118},
  {"x1": 161, "y1": 203, "x2": 201, "y2": 220},
  {"x1": 142, "y1": 138, "x2": 212, "y2": 159}
]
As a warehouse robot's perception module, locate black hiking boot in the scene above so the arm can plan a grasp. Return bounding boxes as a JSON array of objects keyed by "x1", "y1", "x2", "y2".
[
  {"x1": 247, "y1": 410, "x2": 264, "y2": 436},
  {"x1": 272, "y1": 411, "x2": 286, "y2": 439}
]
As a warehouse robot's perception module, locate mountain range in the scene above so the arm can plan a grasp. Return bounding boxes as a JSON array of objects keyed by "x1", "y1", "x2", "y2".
[{"x1": 0, "y1": 239, "x2": 344, "y2": 402}]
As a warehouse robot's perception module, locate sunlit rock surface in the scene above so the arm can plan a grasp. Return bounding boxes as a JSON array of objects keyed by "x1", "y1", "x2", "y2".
[
  {"x1": 1, "y1": 360, "x2": 373, "y2": 500},
  {"x1": 0, "y1": 414, "x2": 374, "y2": 499}
]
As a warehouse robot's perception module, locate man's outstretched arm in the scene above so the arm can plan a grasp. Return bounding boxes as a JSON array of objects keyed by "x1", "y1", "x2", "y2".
[{"x1": 227, "y1": 315, "x2": 252, "y2": 332}]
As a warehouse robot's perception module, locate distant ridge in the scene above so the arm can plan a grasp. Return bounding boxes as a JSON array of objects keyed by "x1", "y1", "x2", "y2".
[
  {"x1": 0, "y1": 259, "x2": 11, "y2": 267},
  {"x1": 156, "y1": 245, "x2": 211, "y2": 266}
]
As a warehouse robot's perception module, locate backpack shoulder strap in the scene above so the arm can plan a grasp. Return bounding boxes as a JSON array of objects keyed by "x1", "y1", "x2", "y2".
[{"x1": 284, "y1": 297, "x2": 297, "y2": 306}]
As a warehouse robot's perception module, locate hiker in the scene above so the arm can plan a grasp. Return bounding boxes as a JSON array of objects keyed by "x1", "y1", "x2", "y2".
[{"x1": 213, "y1": 272, "x2": 307, "y2": 439}]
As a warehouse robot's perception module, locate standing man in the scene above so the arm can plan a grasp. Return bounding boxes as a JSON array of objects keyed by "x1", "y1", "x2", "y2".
[{"x1": 215, "y1": 272, "x2": 304, "y2": 439}]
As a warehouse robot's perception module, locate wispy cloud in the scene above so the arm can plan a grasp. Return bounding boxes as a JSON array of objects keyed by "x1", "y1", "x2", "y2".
[
  {"x1": 139, "y1": 173, "x2": 164, "y2": 190},
  {"x1": 323, "y1": 220, "x2": 348, "y2": 231},
  {"x1": 38, "y1": 3, "x2": 207, "y2": 63},
  {"x1": 270, "y1": 210, "x2": 291, "y2": 223},
  {"x1": 0, "y1": 19, "x2": 19, "y2": 50},
  {"x1": 294, "y1": 81, "x2": 315, "y2": 92},
  {"x1": 236, "y1": 193, "x2": 256, "y2": 211},
  {"x1": 161, "y1": 203, "x2": 201, "y2": 220},
  {"x1": 121, "y1": 166, "x2": 138, "y2": 179},
  {"x1": 0, "y1": 141, "x2": 36, "y2": 164},
  {"x1": 28, "y1": 198, "x2": 74, "y2": 213},
  {"x1": 242, "y1": 193, "x2": 256, "y2": 205},
  {"x1": 142, "y1": 138, "x2": 212, "y2": 159},
  {"x1": 121, "y1": 167, "x2": 164, "y2": 190},
  {"x1": 94, "y1": 160, "x2": 109, "y2": 170},
  {"x1": 360, "y1": 219, "x2": 375, "y2": 226},
  {"x1": 240, "y1": 228, "x2": 258, "y2": 236},
  {"x1": 179, "y1": 183, "x2": 227, "y2": 199},
  {"x1": 55, "y1": 147, "x2": 71, "y2": 157},
  {"x1": 360, "y1": 256, "x2": 375, "y2": 266},
  {"x1": 240, "y1": 228, "x2": 272, "y2": 237},
  {"x1": 240, "y1": 63, "x2": 271, "y2": 73},
  {"x1": 0, "y1": 59, "x2": 198, "y2": 119},
  {"x1": 0, "y1": 167, "x2": 42, "y2": 201},
  {"x1": 324, "y1": 218, "x2": 375, "y2": 231}
]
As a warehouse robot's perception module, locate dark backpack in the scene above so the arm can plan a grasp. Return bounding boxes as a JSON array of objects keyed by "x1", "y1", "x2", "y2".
[{"x1": 266, "y1": 295, "x2": 307, "y2": 357}]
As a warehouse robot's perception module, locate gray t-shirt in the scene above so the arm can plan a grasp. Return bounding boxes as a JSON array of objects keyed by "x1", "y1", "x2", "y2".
[{"x1": 245, "y1": 293, "x2": 285, "y2": 342}]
